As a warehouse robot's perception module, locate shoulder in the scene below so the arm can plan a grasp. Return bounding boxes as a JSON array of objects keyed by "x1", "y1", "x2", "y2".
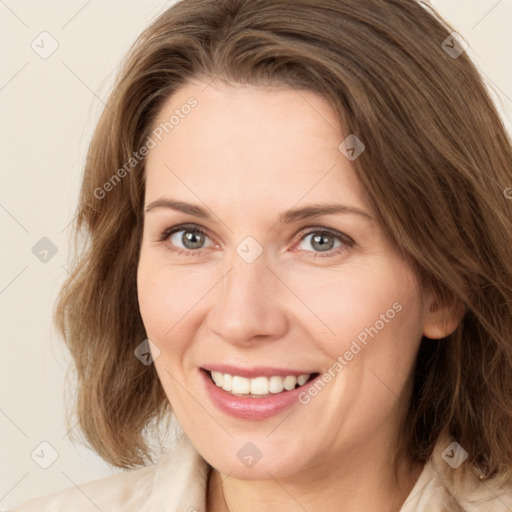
[
  {"x1": 13, "y1": 434, "x2": 210, "y2": 512},
  {"x1": 402, "y1": 431, "x2": 512, "y2": 511},
  {"x1": 13, "y1": 463, "x2": 156, "y2": 512}
]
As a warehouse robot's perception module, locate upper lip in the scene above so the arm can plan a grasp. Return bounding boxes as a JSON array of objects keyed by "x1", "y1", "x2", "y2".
[{"x1": 202, "y1": 364, "x2": 316, "y2": 378}]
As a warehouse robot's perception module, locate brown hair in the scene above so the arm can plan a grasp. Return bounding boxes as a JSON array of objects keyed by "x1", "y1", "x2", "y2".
[{"x1": 56, "y1": 0, "x2": 512, "y2": 482}]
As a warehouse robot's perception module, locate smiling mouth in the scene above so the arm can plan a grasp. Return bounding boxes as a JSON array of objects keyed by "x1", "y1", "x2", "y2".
[{"x1": 205, "y1": 369, "x2": 319, "y2": 398}]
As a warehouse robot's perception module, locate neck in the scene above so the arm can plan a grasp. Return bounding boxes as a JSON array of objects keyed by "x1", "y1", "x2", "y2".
[{"x1": 207, "y1": 437, "x2": 424, "y2": 512}]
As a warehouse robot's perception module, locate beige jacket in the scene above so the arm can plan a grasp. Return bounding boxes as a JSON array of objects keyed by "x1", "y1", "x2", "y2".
[{"x1": 12, "y1": 432, "x2": 512, "y2": 511}]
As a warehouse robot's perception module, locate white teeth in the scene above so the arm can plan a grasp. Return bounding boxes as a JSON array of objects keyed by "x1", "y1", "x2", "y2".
[
  {"x1": 269, "y1": 376, "x2": 284, "y2": 393},
  {"x1": 231, "y1": 375, "x2": 250, "y2": 394},
  {"x1": 297, "y1": 375, "x2": 308, "y2": 386},
  {"x1": 210, "y1": 371, "x2": 312, "y2": 397},
  {"x1": 211, "y1": 371, "x2": 223, "y2": 387},
  {"x1": 250, "y1": 377, "x2": 268, "y2": 395},
  {"x1": 283, "y1": 376, "x2": 297, "y2": 391},
  {"x1": 222, "y1": 373, "x2": 232, "y2": 392}
]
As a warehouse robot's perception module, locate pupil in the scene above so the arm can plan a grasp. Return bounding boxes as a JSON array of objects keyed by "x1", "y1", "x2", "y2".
[
  {"x1": 312, "y1": 234, "x2": 333, "y2": 252},
  {"x1": 184, "y1": 231, "x2": 203, "y2": 249}
]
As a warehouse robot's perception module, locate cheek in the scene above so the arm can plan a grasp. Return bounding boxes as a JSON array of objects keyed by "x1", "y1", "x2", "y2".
[
  {"x1": 136, "y1": 255, "x2": 214, "y2": 354},
  {"x1": 330, "y1": 268, "x2": 425, "y2": 397},
  {"x1": 280, "y1": 258, "x2": 422, "y2": 360},
  {"x1": 137, "y1": 267, "x2": 171, "y2": 338},
  {"x1": 136, "y1": 260, "x2": 199, "y2": 407},
  {"x1": 310, "y1": 270, "x2": 424, "y2": 436}
]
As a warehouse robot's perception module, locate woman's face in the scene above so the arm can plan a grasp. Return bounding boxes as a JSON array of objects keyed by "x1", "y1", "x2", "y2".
[{"x1": 137, "y1": 80, "x2": 441, "y2": 480}]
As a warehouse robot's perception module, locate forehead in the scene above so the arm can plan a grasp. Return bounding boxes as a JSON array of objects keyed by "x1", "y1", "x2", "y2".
[{"x1": 144, "y1": 81, "x2": 371, "y2": 218}]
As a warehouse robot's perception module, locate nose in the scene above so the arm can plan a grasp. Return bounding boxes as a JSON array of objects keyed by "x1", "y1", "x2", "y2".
[{"x1": 207, "y1": 249, "x2": 288, "y2": 348}]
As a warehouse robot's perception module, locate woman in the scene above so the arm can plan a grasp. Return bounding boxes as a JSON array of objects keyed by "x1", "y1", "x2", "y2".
[{"x1": 14, "y1": 0, "x2": 512, "y2": 510}]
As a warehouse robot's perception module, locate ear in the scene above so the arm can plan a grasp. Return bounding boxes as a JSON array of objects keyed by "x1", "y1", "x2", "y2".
[{"x1": 422, "y1": 287, "x2": 465, "y2": 340}]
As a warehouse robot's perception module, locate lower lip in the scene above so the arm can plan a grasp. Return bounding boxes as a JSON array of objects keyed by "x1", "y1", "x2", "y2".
[{"x1": 201, "y1": 369, "x2": 319, "y2": 420}]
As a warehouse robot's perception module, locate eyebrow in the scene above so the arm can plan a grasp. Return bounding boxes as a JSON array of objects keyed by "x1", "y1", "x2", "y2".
[{"x1": 144, "y1": 198, "x2": 375, "y2": 223}]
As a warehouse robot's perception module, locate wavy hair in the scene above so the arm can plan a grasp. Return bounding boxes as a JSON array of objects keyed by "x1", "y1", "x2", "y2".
[{"x1": 55, "y1": 0, "x2": 512, "y2": 483}]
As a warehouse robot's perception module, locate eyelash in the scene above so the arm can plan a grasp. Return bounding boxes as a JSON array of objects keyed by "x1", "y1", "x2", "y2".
[{"x1": 157, "y1": 223, "x2": 355, "y2": 259}]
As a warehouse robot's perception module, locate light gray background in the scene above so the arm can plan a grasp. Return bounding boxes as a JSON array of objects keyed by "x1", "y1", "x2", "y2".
[{"x1": 1, "y1": 0, "x2": 511, "y2": 508}]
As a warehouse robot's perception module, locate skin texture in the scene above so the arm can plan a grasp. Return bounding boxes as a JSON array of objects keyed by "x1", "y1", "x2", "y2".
[{"x1": 137, "y1": 80, "x2": 460, "y2": 512}]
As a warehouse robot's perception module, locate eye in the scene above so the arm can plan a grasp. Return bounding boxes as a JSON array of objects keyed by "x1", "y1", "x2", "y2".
[
  {"x1": 295, "y1": 228, "x2": 354, "y2": 258},
  {"x1": 158, "y1": 224, "x2": 215, "y2": 256},
  {"x1": 158, "y1": 224, "x2": 354, "y2": 259}
]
